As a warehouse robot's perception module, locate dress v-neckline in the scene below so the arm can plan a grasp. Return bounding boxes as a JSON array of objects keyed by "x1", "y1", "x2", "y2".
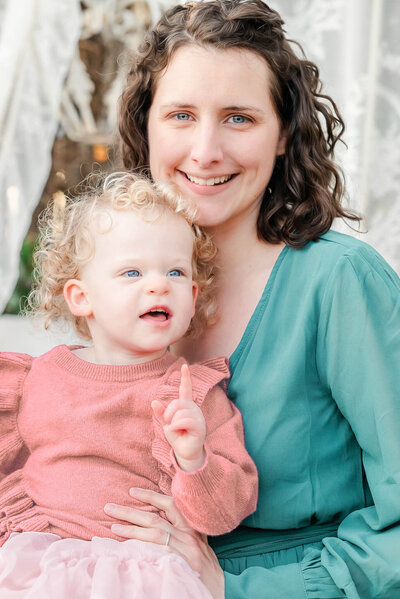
[{"x1": 229, "y1": 244, "x2": 289, "y2": 370}]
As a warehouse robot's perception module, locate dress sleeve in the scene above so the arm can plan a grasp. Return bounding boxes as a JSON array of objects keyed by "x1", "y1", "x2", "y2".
[
  {"x1": 0, "y1": 352, "x2": 31, "y2": 479},
  {"x1": 304, "y1": 246, "x2": 400, "y2": 598},
  {"x1": 152, "y1": 357, "x2": 258, "y2": 535}
]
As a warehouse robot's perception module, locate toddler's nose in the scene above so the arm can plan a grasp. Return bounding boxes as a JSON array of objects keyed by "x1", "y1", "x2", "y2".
[{"x1": 145, "y1": 275, "x2": 170, "y2": 295}]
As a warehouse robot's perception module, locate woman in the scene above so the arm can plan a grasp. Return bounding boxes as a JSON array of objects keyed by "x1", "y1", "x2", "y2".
[{"x1": 104, "y1": 1, "x2": 400, "y2": 597}]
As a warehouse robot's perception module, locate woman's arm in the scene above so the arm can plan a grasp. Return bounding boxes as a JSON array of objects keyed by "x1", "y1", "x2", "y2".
[{"x1": 311, "y1": 247, "x2": 400, "y2": 598}]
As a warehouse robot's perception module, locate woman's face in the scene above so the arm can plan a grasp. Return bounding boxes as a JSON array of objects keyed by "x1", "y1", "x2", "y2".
[{"x1": 147, "y1": 45, "x2": 286, "y2": 232}]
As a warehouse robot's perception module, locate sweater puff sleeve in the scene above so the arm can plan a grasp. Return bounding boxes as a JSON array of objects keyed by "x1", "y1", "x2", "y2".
[
  {"x1": 151, "y1": 356, "x2": 258, "y2": 536},
  {"x1": 0, "y1": 353, "x2": 31, "y2": 478},
  {"x1": 0, "y1": 353, "x2": 32, "y2": 543}
]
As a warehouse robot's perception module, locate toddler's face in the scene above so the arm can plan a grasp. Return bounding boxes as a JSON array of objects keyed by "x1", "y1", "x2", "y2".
[{"x1": 74, "y1": 208, "x2": 197, "y2": 364}]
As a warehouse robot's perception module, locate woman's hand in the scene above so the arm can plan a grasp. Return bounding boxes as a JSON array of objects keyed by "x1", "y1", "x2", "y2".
[{"x1": 104, "y1": 488, "x2": 225, "y2": 599}]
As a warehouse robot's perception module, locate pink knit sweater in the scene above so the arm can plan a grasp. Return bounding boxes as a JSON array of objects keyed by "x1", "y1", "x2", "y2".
[{"x1": 0, "y1": 346, "x2": 258, "y2": 543}]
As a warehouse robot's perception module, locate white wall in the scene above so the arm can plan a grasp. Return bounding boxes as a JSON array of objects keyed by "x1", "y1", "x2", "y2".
[{"x1": 0, "y1": 315, "x2": 81, "y2": 356}]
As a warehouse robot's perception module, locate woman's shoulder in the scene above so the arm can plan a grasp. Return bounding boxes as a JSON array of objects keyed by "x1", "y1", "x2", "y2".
[
  {"x1": 307, "y1": 229, "x2": 378, "y2": 258},
  {"x1": 293, "y1": 230, "x2": 397, "y2": 279},
  {"x1": 276, "y1": 230, "x2": 400, "y2": 304},
  {"x1": 319, "y1": 230, "x2": 398, "y2": 282},
  {"x1": 319, "y1": 229, "x2": 378, "y2": 255},
  {"x1": 298, "y1": 230, "x2": 400, "y2": 315}
]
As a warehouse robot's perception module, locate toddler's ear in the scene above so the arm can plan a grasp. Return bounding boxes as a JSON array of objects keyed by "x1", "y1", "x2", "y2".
[
  {"x1": 191, "y1": 282, "x2": 198, "y2": 318},
  {"x1": 63, "y1": 279, "x2": 92, "y2": 317}
]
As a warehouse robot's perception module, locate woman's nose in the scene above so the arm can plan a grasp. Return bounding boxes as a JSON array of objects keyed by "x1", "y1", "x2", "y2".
[{"x1": 190, "y1": 122, "x2": 223, "y2": 166}]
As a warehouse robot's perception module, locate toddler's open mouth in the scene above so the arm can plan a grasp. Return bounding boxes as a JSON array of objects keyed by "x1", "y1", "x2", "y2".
[{"x1": 139, "y1": 308, "x2": 171, "y2": 322}]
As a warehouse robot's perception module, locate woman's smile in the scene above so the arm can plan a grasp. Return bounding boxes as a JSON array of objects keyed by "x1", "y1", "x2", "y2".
[
  {"x1": 178, "y1": 169, "x2": 238, "y2": 195},
  {"x1": 183, "y1": 172, "x2": 235, "y2": 186}
]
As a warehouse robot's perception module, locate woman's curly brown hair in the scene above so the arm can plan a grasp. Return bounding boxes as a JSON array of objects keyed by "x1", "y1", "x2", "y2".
[
  {"x1": 26, "y1": 173, "x2": 217, "y2": 339},
  {"x1": 119, "y1": 0, "x2": 360, "y2": 248}
]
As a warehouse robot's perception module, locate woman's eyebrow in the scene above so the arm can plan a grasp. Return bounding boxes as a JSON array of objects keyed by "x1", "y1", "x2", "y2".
[
  {"x1": 160, "y1": 102, "x2": 264, "y2": 115},
  {"x1": 160, "y1": 103, "x2": 196, "y2": 109},
  {"x1": 224, "y1": 105, "x2": 264, "y2": 115}
]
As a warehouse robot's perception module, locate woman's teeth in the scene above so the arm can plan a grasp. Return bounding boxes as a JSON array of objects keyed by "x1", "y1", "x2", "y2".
[{"x1": 185, "y1": 174, "x2": 233, "y2": 186}]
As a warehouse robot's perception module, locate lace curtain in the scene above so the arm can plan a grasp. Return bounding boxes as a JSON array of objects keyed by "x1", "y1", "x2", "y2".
[
  {"x1": 273, "y1": 0, "x2": 400, "y2": 272},
  {"x1": 0, "y1": 0, "x2": 81, "y2": 313}
]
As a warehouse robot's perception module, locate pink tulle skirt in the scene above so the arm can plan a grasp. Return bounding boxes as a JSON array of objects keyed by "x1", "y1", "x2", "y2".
[{"x1": 0, "y1": 532, "x2": 212, "y2": 598}]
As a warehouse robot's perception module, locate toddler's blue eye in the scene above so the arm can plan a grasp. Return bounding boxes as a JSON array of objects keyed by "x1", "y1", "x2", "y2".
[
  {"x1": 168, "y1": 269, "x2": 183, "y2": 277},
  {"x1": 124, "y1": 270, "x2": 140, "y2": 277}
]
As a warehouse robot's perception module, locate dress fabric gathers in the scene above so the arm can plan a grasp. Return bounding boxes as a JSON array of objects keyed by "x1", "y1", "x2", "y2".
[
  {"x1": 0, "y1": 349, "x2": 258, "y2": 597},
  {"x1": 208, "y1": 230, "x2": 400, "y2": 599}
]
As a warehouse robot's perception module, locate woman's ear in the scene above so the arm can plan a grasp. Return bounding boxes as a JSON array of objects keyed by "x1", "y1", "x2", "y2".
[
  {"x1": 63, "y1": 279, "x2": 92, "y2": 317},
  {"x1": 276, "y1": 127, "x2": 287, "y2": 156}
]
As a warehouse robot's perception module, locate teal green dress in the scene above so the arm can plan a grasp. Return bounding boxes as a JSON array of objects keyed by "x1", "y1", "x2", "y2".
[{"x1": 209, "y1": 230, "x2": 400, "y2": 598}]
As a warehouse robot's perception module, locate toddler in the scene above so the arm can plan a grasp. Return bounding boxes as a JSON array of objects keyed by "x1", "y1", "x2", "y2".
[{"x1": 0, "y1": 173, "x2": 258, "y2": 598}]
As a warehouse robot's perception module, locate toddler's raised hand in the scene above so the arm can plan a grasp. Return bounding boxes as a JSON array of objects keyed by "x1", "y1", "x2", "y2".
[{"x1": 151, "y1": 364, "x2": 206, "y2": 472}]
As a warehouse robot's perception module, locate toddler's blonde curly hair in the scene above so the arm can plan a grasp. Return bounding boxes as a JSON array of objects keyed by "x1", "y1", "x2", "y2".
[{"x1": 26, "y1": 172, "x2": 217, "y2": 339}]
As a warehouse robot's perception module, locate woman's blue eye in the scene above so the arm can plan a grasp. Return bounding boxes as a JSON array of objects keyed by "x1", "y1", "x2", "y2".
[
  {"x1": 175, "y1": 113, "x2": 191, "y2": 121},
  {"x1": 168, "y1": 269, "x2": 183, "y2": 277},
  {"x1": 229, "y1": 115, "x2": 247, "y2": 124},
  {"x1": 124, "y1": 270, "x2": 140, "y2": 278}
]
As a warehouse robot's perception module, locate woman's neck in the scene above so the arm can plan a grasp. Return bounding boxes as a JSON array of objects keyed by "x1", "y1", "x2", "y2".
[
  {"x1": 206, "y1": 215, "x2": 277, "y2": 276},
  {"x1": 175, "y1": 217, "x2": 285, "y2": 362}
]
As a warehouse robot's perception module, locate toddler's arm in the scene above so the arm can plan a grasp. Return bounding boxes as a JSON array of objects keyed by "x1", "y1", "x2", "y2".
[
  {"x1": 152, "y1": 364, "x2": 206, "y2": 472},
  {"x1": 154, "y1": 361, "x2": 258, "y2": 536}
]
